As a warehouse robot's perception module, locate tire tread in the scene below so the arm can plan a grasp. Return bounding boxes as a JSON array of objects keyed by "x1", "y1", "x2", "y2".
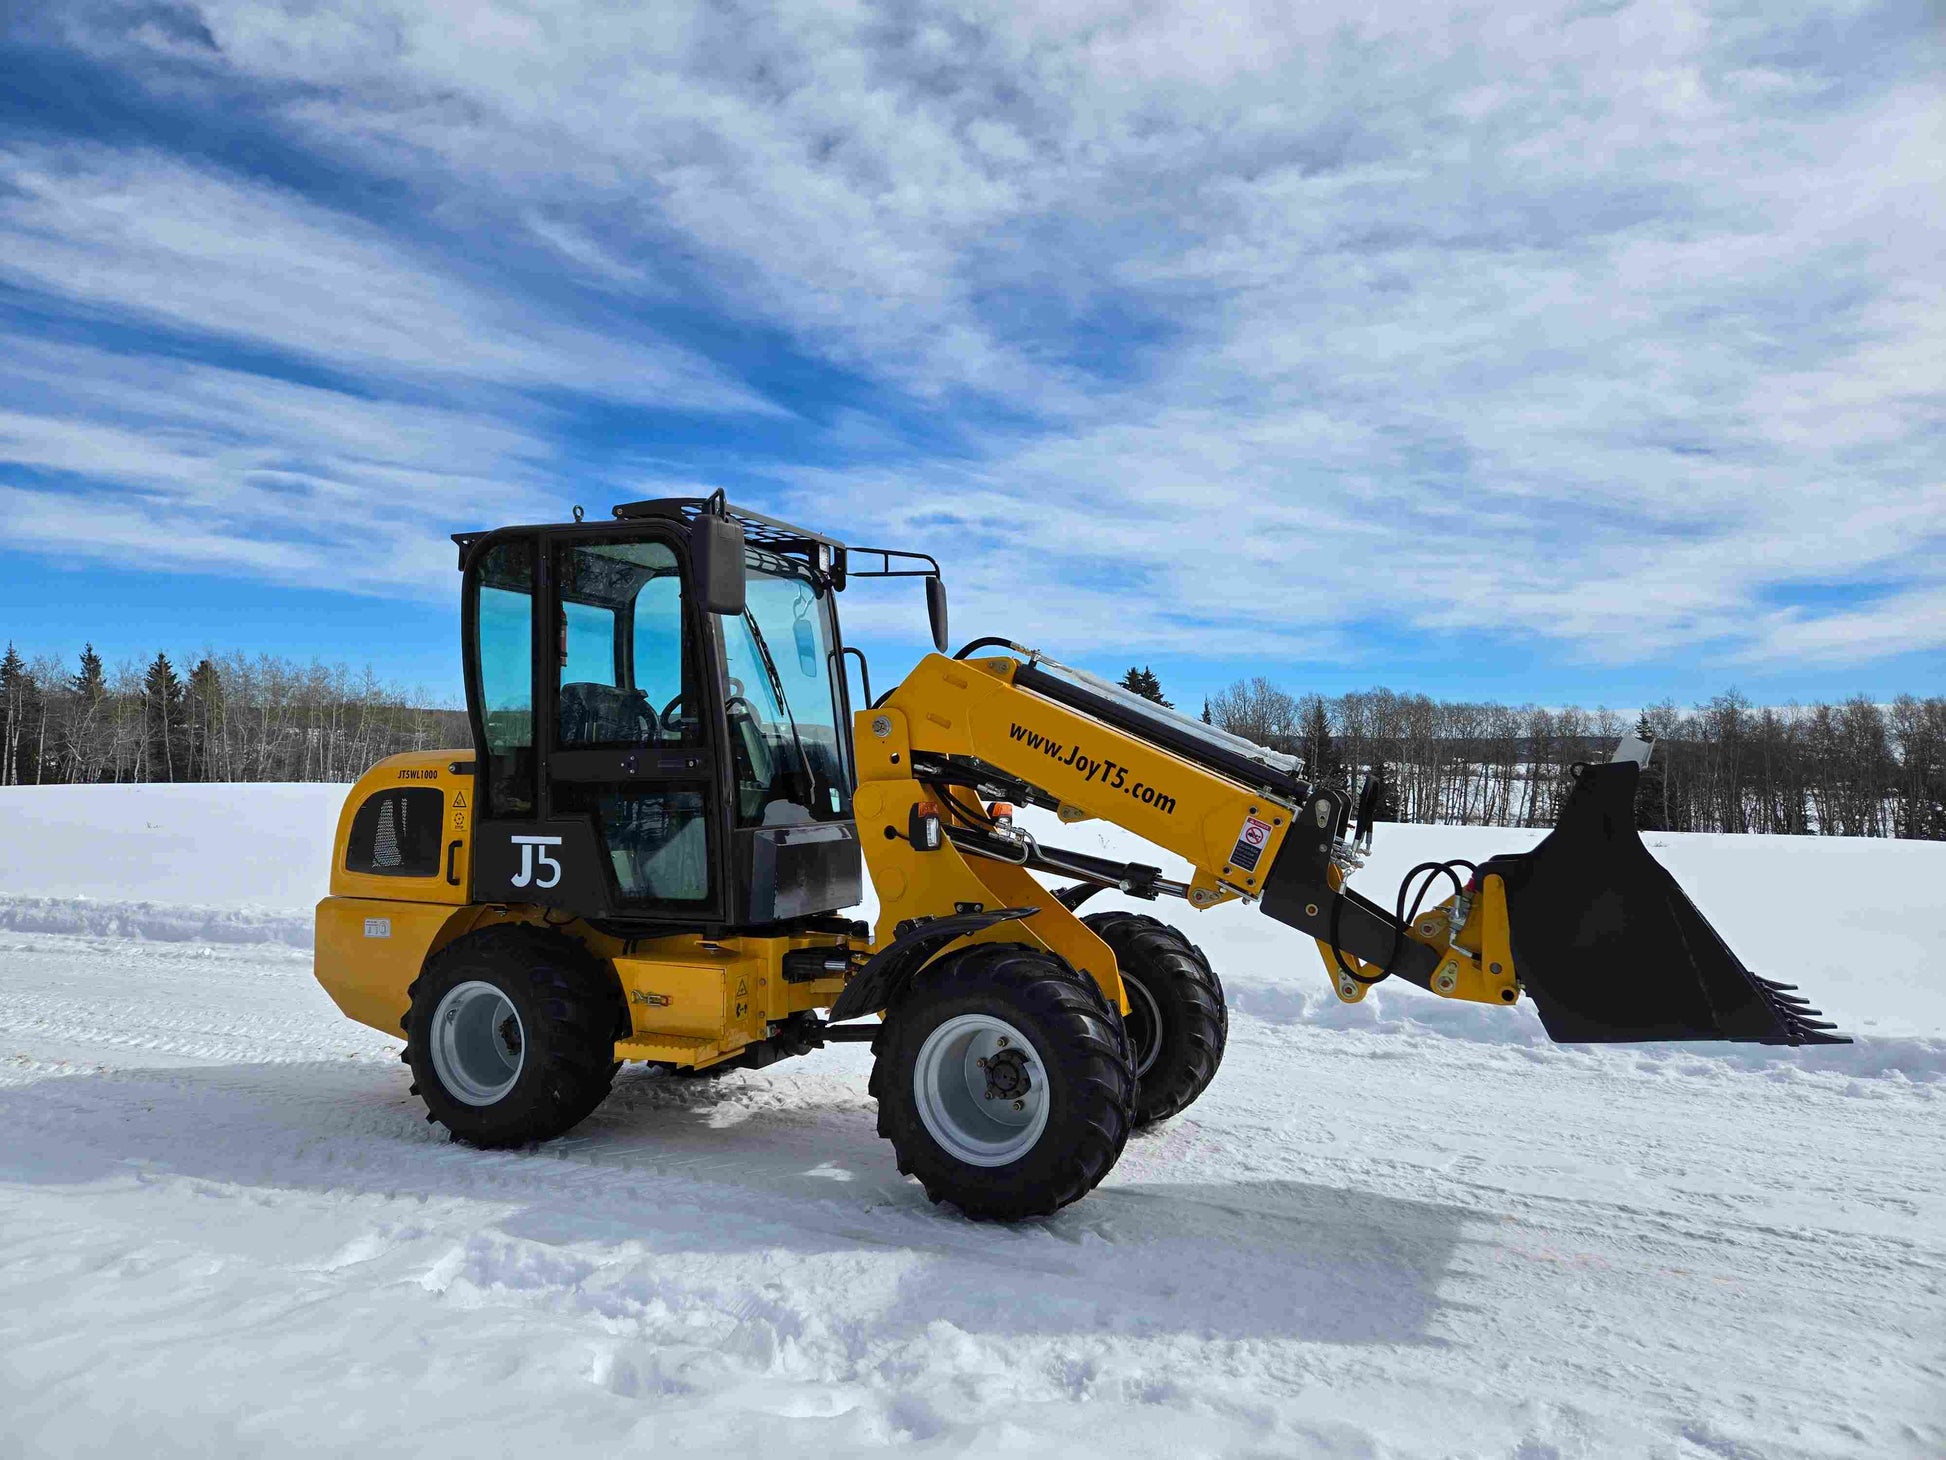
[
  {"x1": 1083, "y1": 910, "x2": 1228, "y2": 1125},
  {"x1": 871, "y1": 942, "x2": 1135, "y2": 1221}
]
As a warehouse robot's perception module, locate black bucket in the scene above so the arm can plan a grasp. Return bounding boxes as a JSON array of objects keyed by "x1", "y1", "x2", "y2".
[{"x1": 1482, "y1": 762, "x2": 1847, "y2": 1046}]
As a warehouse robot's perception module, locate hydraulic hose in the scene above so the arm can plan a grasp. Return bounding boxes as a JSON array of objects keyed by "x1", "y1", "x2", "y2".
[
  {"x1": 952, "y1": 636, "x2": 1030, "y2": 661},
  {"x1": 1328, "y1": 859, "x2": 1477, "y2": 988}
]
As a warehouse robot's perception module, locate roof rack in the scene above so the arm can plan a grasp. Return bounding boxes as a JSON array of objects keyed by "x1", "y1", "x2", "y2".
[
  {"x1": 450, "y1": 495, "x2": 848, "y2": 578},
  {"x1": 612, "y1": 496, "x2": 844, "y2": 554}
]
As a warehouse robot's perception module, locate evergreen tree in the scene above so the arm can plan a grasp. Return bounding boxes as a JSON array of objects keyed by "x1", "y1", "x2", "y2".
[
  {"x1": 0, "y1": 643, "x2": 27, "y2": 786},
  {"x1": 1633, "y1": 711, "x2": 1667, "y2": 831},
  {"x1": 186, "y1": 658, "x2": 223, "y2": 781},
  {"x1": 1372, "y1": 765, "x2": 1403, "y2": 822},
  {"x1": 71, "y1": 643, "x2": 105, "y2": 702},
  {"x1": 143, "y1": 652, "x2": 186, "y2": 782},
  {"x1": 1201, "y1": 698, "x2": 1212, "y2": 725},
  {"x1": 64, "y1": 644, "x2": 108, "y2": 783},
  {"x1": 1300, "y1": 696, "x2": 1346, "y2": 792},
  {"x1": 1117, "y1": 666, "x2": 1172, "y2": 707}
]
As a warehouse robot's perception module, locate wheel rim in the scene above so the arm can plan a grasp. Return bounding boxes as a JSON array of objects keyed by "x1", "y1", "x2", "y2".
[
  {"x1": 912, "y1": 1014, "x2": 1051, "y2": 1168},
  {"x1": 430, "y1": 980, "x2": 526, "y2": 1106},
  {"x1": 1121, "y1": 972, "x2": 1164, "y2": 1079}
]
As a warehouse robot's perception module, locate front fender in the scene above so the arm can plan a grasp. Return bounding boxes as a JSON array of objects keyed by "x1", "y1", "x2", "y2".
[{"x1": 825, "y1": 905, "x2": 1040, "y2": 1023}]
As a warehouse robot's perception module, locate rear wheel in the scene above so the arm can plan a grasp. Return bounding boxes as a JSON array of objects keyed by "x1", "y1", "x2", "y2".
[
  {"x1": 404, "y1": 924, "x2": 621, "y2": 1147},
  {"x1": 871, "y1": 942, "x2": 1134, "y2": 1221},
  {"x1": 1083, "y1": 911, "x2": 1228, "y2": 1125}
]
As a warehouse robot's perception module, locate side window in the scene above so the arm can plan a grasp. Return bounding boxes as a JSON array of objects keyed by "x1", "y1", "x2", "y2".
[
  {"x1": 345, "y1": 788, "x2": 444, "y2": 877},
  {"x1": 562, "y1": 601, "x2": 617, "y2": 685},
  {"x1": 554, "y1": 538, "x2": 696, "y2": 747},
  {"x1": 473, "y1": 540, "x2": 534, "y2": 817},
  {"x1": 633, "y1": 574, "x2": 691, "y2": 738}
]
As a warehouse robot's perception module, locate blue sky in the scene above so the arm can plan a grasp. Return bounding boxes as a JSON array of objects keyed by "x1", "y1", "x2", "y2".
[{"x1": 1, "y1": 1, "x2": 1941, "y2": 714}]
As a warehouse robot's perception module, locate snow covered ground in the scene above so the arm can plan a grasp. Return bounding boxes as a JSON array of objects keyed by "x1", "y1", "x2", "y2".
[{"x1": 1, "y1": 785, "x2": 1941, "y2": 1457}]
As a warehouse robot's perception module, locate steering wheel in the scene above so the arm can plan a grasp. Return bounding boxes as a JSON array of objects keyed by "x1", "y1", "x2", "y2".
[{"x1": 657, "y1": 693, "x2": 687, "y2": 735}]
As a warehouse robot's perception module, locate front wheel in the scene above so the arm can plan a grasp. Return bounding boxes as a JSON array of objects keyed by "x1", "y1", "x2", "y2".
[
  {"x1": 1083, "y1": 911, "x2": 1228, "y2": 1126},
  {"x1": 871, "y1": 942, "x2": 1134, "y2": 1221}
]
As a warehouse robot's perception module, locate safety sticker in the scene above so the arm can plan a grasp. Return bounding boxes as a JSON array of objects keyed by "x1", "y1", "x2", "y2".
[
  {"x1": 363, "y1": 918, "x2": 392, "y2": 939},
  {"x1": 1228, "y1": 816, "x2": 1274, "y2": 873},
  {"x1": 452, "y1": 791, "x2": 468, "y2": 809}
]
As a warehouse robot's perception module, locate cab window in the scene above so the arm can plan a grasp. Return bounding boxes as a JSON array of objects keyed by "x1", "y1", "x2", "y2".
[
  {"x1": 720, "y1": 556, "x2": 851, "y2": 827},
  {"x1": 554, "y1": 539, "x2": 700, "y2": 748},
  {"x1": 472, "y1": 539, "x2": 535, "y2": 818}
]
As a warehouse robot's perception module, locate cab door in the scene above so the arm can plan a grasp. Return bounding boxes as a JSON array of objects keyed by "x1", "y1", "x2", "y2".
[{"x1": 463, "y1": 527, "x2": 729, "y2": 924}]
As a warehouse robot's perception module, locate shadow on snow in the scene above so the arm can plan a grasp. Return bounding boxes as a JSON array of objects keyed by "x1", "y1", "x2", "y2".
[{"x1": 0, "y1": 1056, "x2": 1473, "y2": 1346}]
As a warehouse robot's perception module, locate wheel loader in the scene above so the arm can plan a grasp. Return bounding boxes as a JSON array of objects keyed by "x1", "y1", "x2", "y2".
[{"x1": 314, "y1": 494, "x2": 1845, "y2": 1220}]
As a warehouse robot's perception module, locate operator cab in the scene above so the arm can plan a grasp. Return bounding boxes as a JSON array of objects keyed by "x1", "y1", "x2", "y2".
[{"x1": 453, "y1": 493, "x2": 941, "y2": 931}]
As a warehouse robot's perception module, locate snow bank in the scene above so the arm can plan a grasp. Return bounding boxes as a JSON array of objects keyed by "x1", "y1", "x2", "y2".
[
  {"x1": 0, "y1": 782, "x2": 344, "y2": 913},
  {"x1": 0, "y1": 895, "x2": 314, "y2": 948}
]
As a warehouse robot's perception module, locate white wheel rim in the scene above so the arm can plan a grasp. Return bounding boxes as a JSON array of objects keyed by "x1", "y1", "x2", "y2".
[
  {"x1": 1122, "y1": 973, "x2": 1164, "y2": 1079},
  {"x1": 430, "y1": 980, "x2": 525, "y2": 1106},
  {"x1": 912, "y1": 1014, "x2": 1051, "y2": 1168}
]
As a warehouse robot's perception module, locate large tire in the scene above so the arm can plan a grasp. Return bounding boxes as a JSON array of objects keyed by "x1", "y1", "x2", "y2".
[
  {"x1": 403, "y1": 924, "x2": 621, "y2": 1148},
  {"x1": 871, "y1": 942, "x2": 1135, "y2": 1221},
  {"x1": 1083, "y1": 910, "x2": 1228, "y2": 1126}
]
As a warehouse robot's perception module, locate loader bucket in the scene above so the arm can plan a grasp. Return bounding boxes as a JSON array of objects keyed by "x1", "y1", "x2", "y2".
[{"x1": 1480, "y1": 762, "x2": 1848, "y2": 1046}]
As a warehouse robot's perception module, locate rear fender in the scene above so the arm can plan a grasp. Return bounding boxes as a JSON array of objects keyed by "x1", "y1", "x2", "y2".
[{"x1": 313, "y1": 898, "x2": 495, "y2": 1037}]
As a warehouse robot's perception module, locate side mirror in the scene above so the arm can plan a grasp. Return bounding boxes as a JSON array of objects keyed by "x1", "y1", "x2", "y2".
[
  {"x1": 693, "y1": 514, "x2": 747, "y2": 616},
  {"x1": 925, "y1": 575, "x2": 949, "y2": 654}
]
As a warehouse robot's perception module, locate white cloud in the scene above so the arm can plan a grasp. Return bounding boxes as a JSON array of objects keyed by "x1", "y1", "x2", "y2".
[
  {"x1": 0, "y1": 143, "x2": 774, "y2": 412},
  {"x1": 8, "y1": 0, "x2": 1943, "y2": 673},
  {"x1": 0, "y1": 337, "x2": 568, "y2": 593}
]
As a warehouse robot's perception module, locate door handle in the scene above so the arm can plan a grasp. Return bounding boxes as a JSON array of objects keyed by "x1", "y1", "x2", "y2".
[
  {"x1": 446, "y1": 840, "x2": 463, "y2": 885},
  {"x1": 842, "y1": 646, "x2": 872, "y2": 707}
]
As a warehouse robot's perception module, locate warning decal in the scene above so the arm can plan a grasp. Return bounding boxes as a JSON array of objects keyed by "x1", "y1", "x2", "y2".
[
  {"x1": 453, "y1": 791, "x2": 468, "y2": 809},
  {"x1": 1228, "y1": 816, "x2": 1274, "y2": 873}
]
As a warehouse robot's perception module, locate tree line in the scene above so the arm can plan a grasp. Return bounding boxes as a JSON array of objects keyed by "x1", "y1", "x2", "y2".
[
  {"x1": 0, "y1": 644, "x2": 466, "y2": 788},
  {"x1": 3, "y1": 642, "x2": 1938, "y2": 840},
  {"x1": 1122, "y1": 670, "x2": 1944, "y2": 840}
]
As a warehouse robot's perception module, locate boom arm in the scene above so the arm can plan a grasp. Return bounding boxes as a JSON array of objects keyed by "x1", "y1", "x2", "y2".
[{"x1": 852, "y1": 651, "x2": 1490, "y2": 1015}]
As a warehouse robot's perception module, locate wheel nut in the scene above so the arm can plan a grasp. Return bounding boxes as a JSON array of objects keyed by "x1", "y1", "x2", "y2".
[
  {"x1": 1012, "y1": 1100, "x2": 1025, "y2": 1111},
  {"x1": 996, "y1": 1036, "x2": 1010, "y2": 1048},
  {"x1": 976, "y1": 1057, "x2": 988, "y2": 1068}
]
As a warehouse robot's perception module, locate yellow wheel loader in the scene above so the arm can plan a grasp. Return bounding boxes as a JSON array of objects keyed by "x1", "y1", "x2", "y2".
[{"x1": 315, "y1": 494, "x2": 1845, "y2": 1220}]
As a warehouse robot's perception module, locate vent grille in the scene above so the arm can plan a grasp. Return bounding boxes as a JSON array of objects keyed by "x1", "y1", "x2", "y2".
[{"x1": 346, "y1": 787, "x2": 445, "y2": 878}]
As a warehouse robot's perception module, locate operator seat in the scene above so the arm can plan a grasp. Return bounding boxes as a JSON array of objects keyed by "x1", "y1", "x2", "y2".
[{"x1": 559, "y1": 682, "x2": 657, "y2": 746}]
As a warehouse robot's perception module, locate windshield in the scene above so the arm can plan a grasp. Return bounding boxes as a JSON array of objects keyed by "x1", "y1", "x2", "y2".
[{"x1": 720, "y1": 555, "x2": 851, "y2": 826}]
